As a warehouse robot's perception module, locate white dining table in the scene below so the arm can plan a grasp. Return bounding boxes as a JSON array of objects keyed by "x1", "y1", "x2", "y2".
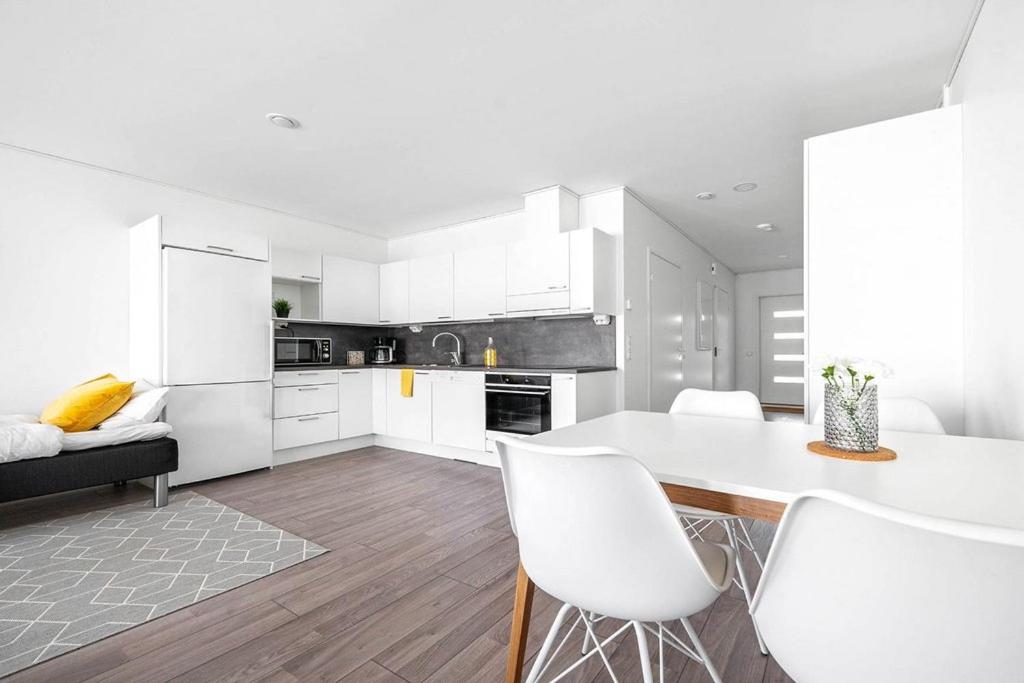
[{"x1": 502, "y1": 410, "x2": 1024, "y2": 682}]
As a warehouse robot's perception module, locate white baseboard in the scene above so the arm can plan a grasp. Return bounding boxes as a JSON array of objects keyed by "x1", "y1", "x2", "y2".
[
  {"x1": 373, "y1": 435, "x2": 498, "y2": 468},
  {"x1": 272, "y1": 434, "x2": 375, "y2": 466}
]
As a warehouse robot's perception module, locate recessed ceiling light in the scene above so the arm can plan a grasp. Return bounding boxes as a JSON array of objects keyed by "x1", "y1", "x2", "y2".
[
  {"x1": 777, "y1": 254, "x2": 790, "y2": 259},
  {"x1": 695, "y1": 192, "x2": 715, "y2": 200},
  {"x1": 754, "y1": 223, "x2": 775, "y2": 232},
  {"x1": 266, "y1": 113, "x2": 300, "y2": 129},
  {"x1": 733, "y1": 182, "x2": 758, "y2": 192}
]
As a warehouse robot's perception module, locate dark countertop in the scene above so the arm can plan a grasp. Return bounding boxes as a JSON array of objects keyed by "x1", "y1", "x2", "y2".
[{"x1": 274, "y1": 364, "x2": 617, "y2": 374}]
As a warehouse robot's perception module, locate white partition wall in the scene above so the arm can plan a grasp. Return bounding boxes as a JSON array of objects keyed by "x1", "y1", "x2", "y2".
[{"x1": 804, "y1": 106, "x2": 964, "y2": 433}]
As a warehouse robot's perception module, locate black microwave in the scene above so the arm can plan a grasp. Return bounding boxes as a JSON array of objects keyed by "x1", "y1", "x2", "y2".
[{"x1": 275, "y1": 337, "x2": 332, "y2": 366}]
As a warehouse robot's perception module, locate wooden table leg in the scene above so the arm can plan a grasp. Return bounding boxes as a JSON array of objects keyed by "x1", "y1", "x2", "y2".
[{"x1": 505, "y1": 561, "x2": 536, "y2": 683}]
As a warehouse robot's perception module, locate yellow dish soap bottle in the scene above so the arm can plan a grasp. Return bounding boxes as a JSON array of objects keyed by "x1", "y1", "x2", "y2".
[{"x1": 483, "y1": 337, "x2": 498, "y2": 368}]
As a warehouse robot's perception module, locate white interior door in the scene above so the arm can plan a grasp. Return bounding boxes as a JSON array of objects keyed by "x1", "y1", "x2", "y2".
[
  {"x1": 648, "y1": 252, "x2": 684, "y2": 412},
  {"x1": 164, "y1": 248, "x2": 271, "y2": 385},
  {"x1": 713, "y1": 286, "x2": 733, "y2": 389},
  {"x1": 759, "y1": 294, "x2": 805, "y2": 405}
]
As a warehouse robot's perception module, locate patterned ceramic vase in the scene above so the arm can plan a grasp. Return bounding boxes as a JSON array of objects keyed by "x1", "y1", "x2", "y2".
[{"x1": 823, "y1": 383, "x2": 879, "y2": 452}]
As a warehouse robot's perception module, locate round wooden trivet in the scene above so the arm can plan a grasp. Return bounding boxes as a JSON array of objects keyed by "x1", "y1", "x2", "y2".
[{"x1": 807, "y1": 441, "x2": 897, "y2": 462}]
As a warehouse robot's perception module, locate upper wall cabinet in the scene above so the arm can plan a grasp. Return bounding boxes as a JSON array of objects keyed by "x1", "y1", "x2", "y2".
[
  {"x1": 161, "y1": 221, "x2": 268, "y2": 262},
  {"x1": 378, "y1": 260, "x2": 410, "y2": 325},
  {"x1": 409, "y1": 254, "x2": 454, "y2": 323},
  {"x1": 322, "y1": 255, "x2": 379, "y2": 325},
  {"x1": 507, "y1": 232, "x2": 570, "y2": 296},
  {"x1": 569, "y1": 228, "x2": 615, "y2": 315},
  {"x1": 272, "y1": 248, "x2": 322, "y2": 283},
  {"x1": 454, "y1": 245, "x2": 506, "y2": 320}
]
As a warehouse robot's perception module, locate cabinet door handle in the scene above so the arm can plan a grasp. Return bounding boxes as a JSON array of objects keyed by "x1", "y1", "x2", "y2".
[
  {"x1": 379, "y1": 319, "x2": 391, "y2": 323},
  {"x1": 436, "y1": 316, "x2": 451, "y2": 320},
  {"x1": 300, "y1": 275, "x2": 321, "y2": 281},
  {"x1": 414, "y1": 372, "x2": 430, "y2": 375},
  {"x1": 296, "y1": 372, "x2": 320, "y2": 376},
  {"x1": 341, "y1": 371, "x2": 361, "y2": 374},
  {"x1": 297, "y1": 387, "x2": 320, "y2": 391},
  {"x1": 297, "y1": 416, "x2": 320, "y2": 422},
  {"x1": 206, "y1": 244, "x2": 235, "y2": 252},
  {"x1": 547, "y1": 285, "x2": 566, "y2": 290},
  {"x1": 488, "y1": 312, "x2": 504, "y2": 316}
]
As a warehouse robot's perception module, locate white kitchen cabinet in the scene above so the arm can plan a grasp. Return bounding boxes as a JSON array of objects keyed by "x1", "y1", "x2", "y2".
[
  {"x1": 385, "y1": 369, "x2": 432, "y2": 442},
  {"x1": 506, "y1": 232, "x2": 570, "y2": 296},
  {"x1": 165, "y1": 382, "x2": 272, "y2": 486},
  {"x1": 569, "y1": 228, "x2": 616, "y2": 315},
  {"x1": 432, "y1": 371, "x2": 485, "y2": 451},
  {"x1": 274, "y1": 413, "x2": 340, "y2": 451},
  {"x1": 379, "y1": 261, "x2": 410, "y2": 325},
  {"x1": 551, "y1": 371, "x2": 618, "y2": 430},
  {"x1": 272, "y1": 247, "x2": 322, "y2": 283},
  {"x1": 160, "y1": 221, "x2": 268, "y2": 262},
  {"x1": 274, "y1": 384, "x2": 338, "y2": 418},
  {"x1": 322, "y1": 254, "x2": 379, "y2": 324},
  {"x1": 454, "y1": 245, "x2": 506, "y2": 320},
  {"x1": 409, "y1": 253, "x2": 454, "y2": 322},
  {"x1": 273, "y1": 369, "x2": 338, "y2": 387},
  {"x1": 338, "y1": 369, "x2": 373, "y2": 439},
  {"x1": 372, "y1": 368, "x2": 387, "y2": 434}
]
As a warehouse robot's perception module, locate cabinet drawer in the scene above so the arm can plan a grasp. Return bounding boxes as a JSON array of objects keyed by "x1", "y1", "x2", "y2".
[
  {"x1": 274, "y1": 413, "x2": 339, "y2": 450},
  {"x1": 273, "y1": 370, "x2": 338, "y2": 387},
  {"x1": 506, "y1": 291, "x2": 570, "y2": 315},
  {"x1": 161, "y1": 222, "x2": 269, "y2": 262},
  {"x1": 274, "y1": 385, "x2": 339, "y2": 418}
]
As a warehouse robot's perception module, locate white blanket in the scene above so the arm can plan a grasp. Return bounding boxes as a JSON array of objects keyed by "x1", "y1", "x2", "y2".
[
  {"x1": 0, "y1": 423, "x2": 64, "y2": 462},
  {"x1": 61, "y1": 422, "x2": 173, "y2": 451}
]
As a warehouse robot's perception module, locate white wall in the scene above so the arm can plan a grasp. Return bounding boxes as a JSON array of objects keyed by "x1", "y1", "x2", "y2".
[
  {"x1": 386, "y1": 210, "x2": 525, "y2": 260},
  {"x1": 734, "y1": 268, "x2": 804, "y2": 397},
  {"x1": 622, "y1": 191, "x2": 735, "y2": 410},
  {"x1": 804, "y1": 107, "x2": 964, "y2": 433},
  {"x1": 0, "y1": 146, "x2": 386, "y2": 414},
  {"x1": 949, "y1": 0, "x2": 1024, "y2": 440}
]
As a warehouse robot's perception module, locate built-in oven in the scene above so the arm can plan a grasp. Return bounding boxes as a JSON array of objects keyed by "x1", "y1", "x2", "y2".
[
  {"x1": 485, "y1": 373, "x2": 551, "y2": 437},
  {"x1": 274, "y1": 337, "x2": 332, "y2": 366}
]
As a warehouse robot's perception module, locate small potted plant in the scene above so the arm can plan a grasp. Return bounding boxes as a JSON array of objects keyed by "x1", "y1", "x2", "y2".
[
  {"x1": 819, "y1": 357, "x2": 893, "y2": 452},
  {"x1": 273, "y1": 298, "x2": 293, "y2": 319}
]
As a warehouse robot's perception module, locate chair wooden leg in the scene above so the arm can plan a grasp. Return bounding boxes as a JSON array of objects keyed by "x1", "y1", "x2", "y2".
[{"x1": 506, "y1": 562, "x2": 536, "y2": 683}]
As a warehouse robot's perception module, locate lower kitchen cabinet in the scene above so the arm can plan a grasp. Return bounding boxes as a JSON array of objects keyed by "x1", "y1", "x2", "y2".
[
  {"x1": 274, "y1": 384, "x2": 338, "y2": 418},
  {"x1": 372, "y1": 368, "x2": 387, "y2": 434},
  {"x1": 432, "y1": 371, "x2": 485, "y2": 451},
  {"x1": 274, "y1": 412, "x2": 340, "y2": 451},
  {"x1": 385, "y1": 369, "x2": 433, "y2": 442},
  {"x1": 338, "y1": 369, "x2": 373, "y2": 439},
  {"x1": 551, "y1": 372, "x2": 618, "y2": 430}
]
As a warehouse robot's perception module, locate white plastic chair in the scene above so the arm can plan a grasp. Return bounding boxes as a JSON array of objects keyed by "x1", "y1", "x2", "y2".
[
  {"x1": 668, "y1": 388, "x2": 769, "y2": 654},
  {"x1": 751, "y1": 489, "x2": 1024, "y2": 682},
  {"x1": 496, "y1": 437, "x2": 735, "y2": 683},
  {"x1": 811, "y1": 396, "x2": 946, "y2": 434}
]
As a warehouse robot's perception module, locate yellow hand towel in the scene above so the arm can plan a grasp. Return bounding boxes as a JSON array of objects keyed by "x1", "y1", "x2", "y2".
[{"x1": 400, "y1": 368, "x2": 414, "y2": 398}]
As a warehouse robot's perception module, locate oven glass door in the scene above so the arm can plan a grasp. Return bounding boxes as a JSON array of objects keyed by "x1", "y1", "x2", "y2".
[
  {"x1": 275, "y1": 338, "x2": 320, "y2": 365},
  {"x1": 486, "y1": 387, "x2": 551, "y2": 436}
]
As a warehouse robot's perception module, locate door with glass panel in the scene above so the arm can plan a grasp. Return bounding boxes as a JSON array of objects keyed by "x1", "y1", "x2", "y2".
[{"x1": 759, "y1": 294, "x2": 805, "y2": 405}]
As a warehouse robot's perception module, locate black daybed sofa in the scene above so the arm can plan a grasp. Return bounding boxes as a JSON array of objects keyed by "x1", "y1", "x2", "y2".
[{"x1": 0, "y1": 437, "x2": 178, "y2": 508}]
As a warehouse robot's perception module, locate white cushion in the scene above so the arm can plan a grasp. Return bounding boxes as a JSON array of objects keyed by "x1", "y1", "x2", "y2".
[{"x1": 97, "y1": 386, "x2": 169, "y2": 430}]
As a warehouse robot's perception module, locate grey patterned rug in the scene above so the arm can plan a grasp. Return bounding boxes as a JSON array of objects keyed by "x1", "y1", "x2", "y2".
[{"x1": 0, "y1": 492, "x2": 326, "y2": 677}]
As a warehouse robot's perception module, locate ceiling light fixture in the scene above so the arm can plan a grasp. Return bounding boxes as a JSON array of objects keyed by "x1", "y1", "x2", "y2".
[
  {"x1": 733, "y1": 182, "x2": 758, "y2": 192},
  {"x1": 777, "y1": 254, "x2": 790, "y2": 259},
  {"x1": 695, "y1": 192, "x2": 715, "y2": 200},
  {"x1": 754, "y1": 223, "x2": 775, "y2": 232},
  {"x1": 266, "y1": 113, "x2": 300, "y2": 129}
]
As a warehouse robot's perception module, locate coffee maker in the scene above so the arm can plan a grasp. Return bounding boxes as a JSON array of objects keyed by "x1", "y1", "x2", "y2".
[{"x1": 370, "y1": 337, "x2": 396, "y2": 364}]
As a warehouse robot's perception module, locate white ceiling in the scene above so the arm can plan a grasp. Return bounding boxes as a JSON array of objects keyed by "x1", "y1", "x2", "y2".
[{"x1": 0, "y1": 1, "x2": 976, "y2": 272}]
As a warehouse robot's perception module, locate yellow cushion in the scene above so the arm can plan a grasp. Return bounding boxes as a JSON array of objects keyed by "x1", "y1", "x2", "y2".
[{"x1": 40, "y1": 374, "x2": 135, "y2": 432}]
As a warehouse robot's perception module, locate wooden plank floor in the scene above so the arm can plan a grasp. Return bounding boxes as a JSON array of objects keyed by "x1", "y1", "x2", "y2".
[{"x1": 1, "y1": 447, "x2": 794, "y2": 683}]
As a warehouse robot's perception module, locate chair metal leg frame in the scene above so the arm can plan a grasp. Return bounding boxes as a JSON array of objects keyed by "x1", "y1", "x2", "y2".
[
  {"x1": 735, "y1": 517, "x2": 766, "y2": 570},
  {"x1": 530, "y1": 603, "x2": 723, "y2": 683},
  {"x1": 724, "y1": 519, "x2": 769, "y2": 655}
]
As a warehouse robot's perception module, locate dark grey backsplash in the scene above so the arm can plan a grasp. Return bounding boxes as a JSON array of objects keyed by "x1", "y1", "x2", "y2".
[{"x1": 276, "y1": 317, "x2": 616, "y2": 367}]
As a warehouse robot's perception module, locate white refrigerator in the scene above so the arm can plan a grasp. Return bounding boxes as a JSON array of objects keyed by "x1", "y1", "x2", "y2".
[{"x1": 130, "y1": 216, "x2": 273, "y2": 487}]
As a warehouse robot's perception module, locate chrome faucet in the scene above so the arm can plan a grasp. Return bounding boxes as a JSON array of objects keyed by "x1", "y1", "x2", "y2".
[{"x1": 432, "y1": 331, "x2": 463, "y2": 366}]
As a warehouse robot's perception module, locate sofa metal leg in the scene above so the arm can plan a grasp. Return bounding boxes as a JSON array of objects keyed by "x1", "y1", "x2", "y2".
[{"x1": 153, "y1": 474, "x2": 169, "y2": 508}]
